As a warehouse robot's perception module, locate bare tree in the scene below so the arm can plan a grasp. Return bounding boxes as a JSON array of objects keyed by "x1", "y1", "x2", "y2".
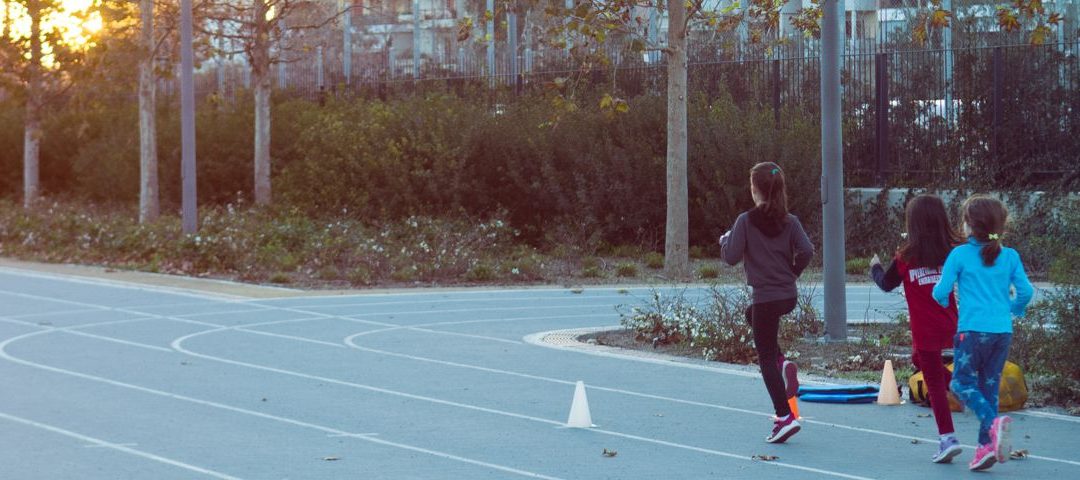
[
  {"x1": 205, "y1": 0, "x2": 343, "y2": 206},
  {"x1": 140, "y1": 0, "x2": 160, "y2": 222}
]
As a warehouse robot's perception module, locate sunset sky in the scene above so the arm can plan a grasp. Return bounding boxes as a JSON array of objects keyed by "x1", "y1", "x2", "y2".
[{"x1": 2, "y1": 0, "x2": 103, "y2": 66}]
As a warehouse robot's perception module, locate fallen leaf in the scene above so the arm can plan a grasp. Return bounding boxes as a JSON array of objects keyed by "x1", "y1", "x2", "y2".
[
  {"x1": 752, "y1": 454, "x2": 779, "y2": 461},
  {"x1": 323, "y1": 456, "x2": 340, "y2": 461},
  {"x1": 602, "y1": 448, "x2": 617, "y2": 457},
  {"x1": 916, "y1": 413, "x2": 931, "y2": 418},
  {"x1": 911, "y1": 439, "x2": 920, "y2": 444},
  {"x1": 1010, "y1": 449, "x2": 1029, "y2": 460},
  {"x1": 570, "y1": 288, "x2": 584, "y2": 294},
  {"x1": 261, "y1": 398, "x2": 267, "y2": 402}
]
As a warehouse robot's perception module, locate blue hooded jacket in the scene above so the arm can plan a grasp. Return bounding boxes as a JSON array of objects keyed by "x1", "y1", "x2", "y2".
[{"x1": 931, "y1": 237, "x2": 1034, "y2": 333}]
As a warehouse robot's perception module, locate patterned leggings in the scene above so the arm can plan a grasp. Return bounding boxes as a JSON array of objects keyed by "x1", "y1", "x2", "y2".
[{"x1": 950, "y1": 331, "x2": 1012, "y2": 445}]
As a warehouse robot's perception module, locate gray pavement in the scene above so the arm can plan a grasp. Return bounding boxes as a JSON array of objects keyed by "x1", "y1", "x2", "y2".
[{"x1": 0, "y1": 266, "x2": 1074, "y2": 479}]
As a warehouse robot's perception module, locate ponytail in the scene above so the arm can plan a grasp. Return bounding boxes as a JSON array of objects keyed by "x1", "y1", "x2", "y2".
[
  {"x1": 750, "y1": 162, "x2": 788, "y2": 223},
  {"x1": 981, "y1": 237, "x2": 1003, "y2": 267},
  {"x1": 962, "y1": 195, "x2": 1008, "y2": 267}
]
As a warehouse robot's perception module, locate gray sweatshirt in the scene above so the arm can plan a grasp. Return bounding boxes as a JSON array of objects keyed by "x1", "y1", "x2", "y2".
[{"x1": 720, "y1": 208, "x2": 815, "y2": 304}]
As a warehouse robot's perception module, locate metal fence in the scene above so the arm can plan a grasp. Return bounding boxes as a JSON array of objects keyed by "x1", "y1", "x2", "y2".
[{"x1": 179, "y1": 39, "x2": 1079, "y2": 188}]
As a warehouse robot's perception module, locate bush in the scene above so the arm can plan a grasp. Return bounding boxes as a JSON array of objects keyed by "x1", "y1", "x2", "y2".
[
  {"x1": 465, "y1": 264, "x2": 494, "y2": 282},
  {"x1": 643, "y1": 252, "x2": 664, "y2": 269},
  {"x1": 620, "y1": 284, "x2": 823, "y2": 364},
  {"x1": 0, "y1": 200, "x2": 535, "y2": 286},
  {"x1": 582, "y1": 266, "x2": 604, "y2": 278},
  {"x1": 845, "y1": 257, "x2": 871, "y2": 275},
  {"x1": 697, "y1": 264, "x2": 720, "y2": 279},
  {"x1": 615, "y1": 262, "x2": 638, "y2": 278},
  {"x1": 269, "y1": 273, "x2": 292, "y2": 284}
]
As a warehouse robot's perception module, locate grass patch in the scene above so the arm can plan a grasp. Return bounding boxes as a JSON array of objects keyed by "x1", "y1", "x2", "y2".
[
  {"x1": 615, "y1": 262, "x2": 638, "y2": 278},
  {"x1": 697, "y1": 264, "x2": 720, "y2": 279},
  {"x1": 644, "y1": 252, "x2": 665, "y2": 269}
]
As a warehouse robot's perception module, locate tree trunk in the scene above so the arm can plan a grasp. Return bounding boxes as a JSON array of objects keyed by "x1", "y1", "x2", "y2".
[
  {"x1": 22, "y1": 0, "x2": 42, "y2": 208},
  {"x1": 252, "y1": 0, "x2": 272, "y2": 206},
  {"x1": 138, "y1": 0, "x2": 159, "y2": 222},
  {"x1": 663, "y1": 0, "x2": 689, "y2": 278}
]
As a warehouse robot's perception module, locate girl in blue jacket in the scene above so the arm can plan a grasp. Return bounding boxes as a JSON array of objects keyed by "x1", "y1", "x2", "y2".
[{"x1": 932, "y1": 195, "x2": 1034, "y2": 471}]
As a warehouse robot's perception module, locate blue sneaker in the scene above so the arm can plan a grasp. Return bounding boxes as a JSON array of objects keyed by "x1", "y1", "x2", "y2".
[{"x1": 932, "y1": 436, "x2": 962, "y2": 464}]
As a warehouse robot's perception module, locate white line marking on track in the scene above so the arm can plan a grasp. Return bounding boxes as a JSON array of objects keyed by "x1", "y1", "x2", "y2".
[
  {"x1": 85, "y1": 442, "x2": 138, "y2": 448},
  {"x1": 0, "y1": 411, "x2": 243, "y2": 480},
  {"x1": 0, "y1": 329, "x2": 568, "y2": 480},
  {"x1": 1014, "y1": 410, "x2": 1080, "y2": 424},
  {"x1": 3, "y1": 278, "x2": 1077, "y2": 470},
  {"x1": 4, "y1": 308, "x2": 104, "y2": 319},
  {"x1": 167, "y1": 291, "x2": 1080, "y2": 469},
  {"x1": 0, "y1": 267, "x2": 250, "y2": 300},
  {"x1": 60, "y1": 329, "x2": 174, "y2": 353},
  {"x1": 166, "y1": 321, "x2": 881, "y2": 479},
  {"x1": 287, "y1": 295, "x2": 637, "y2": 310}
]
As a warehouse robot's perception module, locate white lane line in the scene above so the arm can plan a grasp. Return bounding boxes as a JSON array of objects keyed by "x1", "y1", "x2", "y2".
[
  {"x1": 285, "y1": 295, "x2": 634, "y2": 311},
  {"x1": 1014, "y1": 410, "x2": 1080, "y2": 424},
  {"x1": 85, "y1": 443, "x2": 138, "y2": 448},
  {"x1": 0, "y1": 316, "x2": 167, "y2": 353},
  {"x1": 341, "y1": 314, "x2": 616, "y2": 341},
  {"x1": 235, "y1": 328, "x2": 345, "y2": 348},
  {"x1": 7, "y1": 282, "x2": 1078, "y2": 469},
  {"x1": 0, "y1": 329, "x2": 567, "y2": 480},
  {"x1": 0, "y1": 267, "x2": 249, "y2": 300},
  {"x1": 0, "y1": 411, "x2": 243, "y2": 480},
  {"x1": 344, "y1": 331, "x2": 1080, "y2": 467},
  {"x1": 251, "y1": 286, "x2": 664, "y2": 302},
  {"x1": 168, "y1": 291, "x2": 1080, "y2": 468},
  {"x1": 169, "y1": 324, "x2": 877, "y2": 479},
  {"x1": 60, "y1": 330, "x2": 174, "y2": 353},
  {"x1": 3, "y1": 308, "x2": 104, "y2": 319}
]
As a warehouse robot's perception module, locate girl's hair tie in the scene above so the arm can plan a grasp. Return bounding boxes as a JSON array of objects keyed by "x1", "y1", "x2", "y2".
[
  {"x1": 770, "y1": 168, "x2": 780, "y2": 175},
  {"x1": 988, "y1": 233, "x2": 1000, "y2": 240}
]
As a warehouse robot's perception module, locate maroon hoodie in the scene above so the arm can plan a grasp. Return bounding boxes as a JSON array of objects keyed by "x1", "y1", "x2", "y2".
[{"x1": 871, "y1": 257, "x2": 958, "y2": 350}]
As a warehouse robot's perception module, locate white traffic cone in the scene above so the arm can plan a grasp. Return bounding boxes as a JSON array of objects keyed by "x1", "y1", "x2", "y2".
[
  {"x1": 877, "y1": 360, "x2": 902, "y2": 405},
  {"x1": 566, "y1": 380, "x2": 595, "y2": 428}
]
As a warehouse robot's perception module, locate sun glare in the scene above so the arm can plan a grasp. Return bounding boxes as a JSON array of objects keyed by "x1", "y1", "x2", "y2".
[{"x1": 1, "y1": 0, "x2": 103, "y2": 68}]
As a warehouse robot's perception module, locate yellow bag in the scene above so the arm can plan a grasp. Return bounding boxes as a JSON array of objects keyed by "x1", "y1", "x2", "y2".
[
  {"x1": 908, "y1": 361, "x2": 1027, "y2": 412},
  {"x1": 908, "y1": 366, "x2": 964, "y2": 412},
  {"x1": 997, "y1": 361, "x2": 1029, "y2": 412}
]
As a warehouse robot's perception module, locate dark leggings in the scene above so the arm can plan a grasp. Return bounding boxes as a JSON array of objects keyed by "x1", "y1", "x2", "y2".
[
  {"x1": 746, "y1": 298, "x2": 797, "y2": 417},
  {"x1": 913, "y1": 349, "x2": 955, "y2": 435}
]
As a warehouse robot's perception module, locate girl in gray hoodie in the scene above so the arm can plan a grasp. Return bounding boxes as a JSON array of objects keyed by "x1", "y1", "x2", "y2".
[{"x1": 720, "y1": 162, "x2": 815, "y2": 443}]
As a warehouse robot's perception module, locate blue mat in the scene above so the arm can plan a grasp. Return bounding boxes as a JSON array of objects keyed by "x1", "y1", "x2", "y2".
[
  {"x1": 799, "y1": 392, "x2": 880, "y2": 404},
  {"x1": 797, "y1": 384, "x2": 879, "y2": 396}
]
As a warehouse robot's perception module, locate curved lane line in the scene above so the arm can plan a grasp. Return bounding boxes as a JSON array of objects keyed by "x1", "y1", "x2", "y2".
[
  {"x1": 0, "y1": 329, "x2": 566, "y2": 480},
  {"x1": 173, "y1": 320, "x2": 874, "y2": 480}
]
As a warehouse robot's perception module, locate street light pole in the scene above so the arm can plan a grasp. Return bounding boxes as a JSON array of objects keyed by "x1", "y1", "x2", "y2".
[
  {"x1": 180, "y1": 0, "x2": 197, "y2": 234},
  {"x1": 821, "y1": 0, "x2": 847, "y2": 340}
]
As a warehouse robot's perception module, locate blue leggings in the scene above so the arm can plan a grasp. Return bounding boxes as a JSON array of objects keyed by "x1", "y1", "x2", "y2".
[{"x1": 950, "y1": 331, "x2": 1012, "y2": 445}]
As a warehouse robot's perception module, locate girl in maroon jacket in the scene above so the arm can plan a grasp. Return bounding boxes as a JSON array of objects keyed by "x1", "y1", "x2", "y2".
[{"x1": 870, "y1": 194, "x2": 963, "y2": 464}]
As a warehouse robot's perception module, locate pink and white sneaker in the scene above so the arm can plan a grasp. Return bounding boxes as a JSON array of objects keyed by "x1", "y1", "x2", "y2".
[
  {"x1": 991, "y1": 415, "x2": 1013, "y2": 463},
  {"x1": 969, "y1": 443, "x2": 997, "y2": 471},
  {"x1": 766, "y1": 414, "x2": 801, "y2": 443}
]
